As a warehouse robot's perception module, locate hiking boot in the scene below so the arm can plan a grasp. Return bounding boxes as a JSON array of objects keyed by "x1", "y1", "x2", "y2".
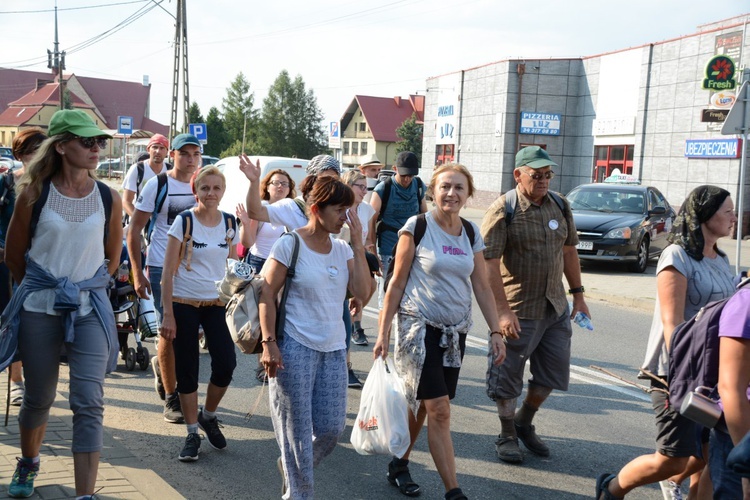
[
  {"x1": 348, "y1": 362, "x2": 362, "y2": 388},
  {"x1": 514, "y1": 422, "x2": 550, "y2": 457},
  {"x1": 151, "y1": 356, "x2": 165, "y2": 401},
  {"x1": 198, "y1": 408, "x2": 227, "y2": 450},
  {"x1": 494, "y1": 435, "x2": 523, "y2": 464},
  {"x1": 178, "y1": 433, "x2": 201, "y2": 462},
  {"x1": 164, "y1": 393, "x2": 184, "y2": 423},
  {"x1": 352, "y1": 328, "x2": 369, "y2": 346},
  {"x1": 8, "y1": 457, "x2": 39, "y2": 498},
  {"x1": 9, "y1": 383, "x2": 24, "y2": 407}
]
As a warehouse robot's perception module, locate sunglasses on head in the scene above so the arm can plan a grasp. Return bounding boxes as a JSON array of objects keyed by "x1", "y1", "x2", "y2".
[{"x1": 76, "y1": 136, "x2": 108, "y2": 150}]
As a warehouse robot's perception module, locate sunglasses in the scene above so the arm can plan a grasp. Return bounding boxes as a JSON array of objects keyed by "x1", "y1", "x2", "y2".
[
  {"x1": 77, "y1": 136, "x2": 108, "y2": 150},
  {"x1": 269, "y1": 180, "x2": 290, "y2": 188},
  {"x1": 522, "y1": 170, "x2": 555, "y2": 181}
]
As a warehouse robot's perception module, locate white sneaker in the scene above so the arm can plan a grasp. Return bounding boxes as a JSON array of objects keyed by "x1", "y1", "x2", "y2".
[{"x1": 659, "y1": 480, "x2": 683, "y2": 500}]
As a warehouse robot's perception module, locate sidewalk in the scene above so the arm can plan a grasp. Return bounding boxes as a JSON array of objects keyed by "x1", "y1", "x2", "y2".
[{"x1": 0, "y1": 391, "x2": 182, "y2": 499}]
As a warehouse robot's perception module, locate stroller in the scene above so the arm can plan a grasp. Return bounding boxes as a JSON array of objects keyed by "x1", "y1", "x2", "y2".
[{"x1": 110, "y1": 241, "x2": 158, "y2": 371}]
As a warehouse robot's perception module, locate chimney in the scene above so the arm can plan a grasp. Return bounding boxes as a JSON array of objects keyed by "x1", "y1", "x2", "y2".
[
  {"x1": 143, "y1": 75, "x2": 150, "y2": 87},
  {"x1": 394, "y1": 96, "x2": 401, "y2": 106}
]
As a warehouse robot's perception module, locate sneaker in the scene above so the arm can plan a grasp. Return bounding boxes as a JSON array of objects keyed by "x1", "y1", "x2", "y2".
[
  {"x1": 9, "y1": 383, "x2": 24, "y2": 407},
  {"x1": 347, "y1": 363, "x2": 362, "y2": 389},
  {"x1": 514, "y1": 422, "x2": 550, "y2": 457},
  {"x1": 151, "y1": 356, "x2": 165, "y2": 401},
  {"x1": 178, "y1": 433, "x2": 201, "y2": 462},
  {"x1": 351, "y1": 328, "x2": 369, "y2": 346},
  {"x1": 8, "y1": 457, "x2": 39, "y2": 498},
  {"x1": 198, "y1": 408, "x2": 227, "y2": 450},
  {"x1": 494, "y1": 435, "x2": 523, "y2": 464},
  {"x1": 659, "y1": 480, "x2": 684, "y2": 500},
  {"x1": 164, "y1": 393, "x2": 185, "y2": 424}
]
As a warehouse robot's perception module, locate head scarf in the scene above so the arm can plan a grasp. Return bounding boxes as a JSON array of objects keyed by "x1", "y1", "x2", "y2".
[
  {"x1": 305, "y1": 155, "x2": 341, "y2": 176},
  {"x1": 668, "y1": 185, "x2": 730, "y2": 261}
]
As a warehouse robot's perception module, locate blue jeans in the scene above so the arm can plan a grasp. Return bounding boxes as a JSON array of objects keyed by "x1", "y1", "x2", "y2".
[
  {"x1": 709, "y1": 428, "x2": 744, "y2": 498},
  {"x1": 146, "y1": 265, "x2": 163, "y2": 323}
]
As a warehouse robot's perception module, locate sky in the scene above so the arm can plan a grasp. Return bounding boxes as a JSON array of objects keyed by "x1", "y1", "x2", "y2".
[{"x1": 1, "y1": 0, "x2": 749, "y2": 132}]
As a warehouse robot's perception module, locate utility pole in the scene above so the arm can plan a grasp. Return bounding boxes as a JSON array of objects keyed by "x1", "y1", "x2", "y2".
[
  {"x1": 169, "y1": 0, "x2": 190, "y2": 142},
  {"x1": 47, "y1": 1, "x2": 66, "y2": 110}
]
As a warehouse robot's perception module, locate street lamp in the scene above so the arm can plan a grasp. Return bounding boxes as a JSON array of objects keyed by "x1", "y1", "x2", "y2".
[{"x1": 242, "y1": 108, "x2": 250, "y2": 154}]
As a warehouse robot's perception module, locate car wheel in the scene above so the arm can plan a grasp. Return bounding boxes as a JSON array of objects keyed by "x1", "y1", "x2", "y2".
[{"x1": 628, "y1": 237, "x2": 649, "y2": 273}]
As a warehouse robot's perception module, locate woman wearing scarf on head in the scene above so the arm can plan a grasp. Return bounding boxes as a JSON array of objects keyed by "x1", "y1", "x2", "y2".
[{"x1": 597, "y1": 185, "x2": 738, "y2": 499}]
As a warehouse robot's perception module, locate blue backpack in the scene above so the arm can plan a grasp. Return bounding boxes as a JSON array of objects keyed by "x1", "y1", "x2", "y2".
[{"x1": 667, "y1": 277, "x2": 750, "y2": 411}]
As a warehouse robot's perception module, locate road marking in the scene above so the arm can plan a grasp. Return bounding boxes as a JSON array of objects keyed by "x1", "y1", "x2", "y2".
[{"x1": 363, "y1": 307, "x2": 648, "y2": 402}]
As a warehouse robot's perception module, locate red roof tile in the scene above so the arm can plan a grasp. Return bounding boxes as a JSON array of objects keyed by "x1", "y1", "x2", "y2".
[
  {"x1": 0, "y1": 106, "x2": 43, "y2": 127},
  {"x1": 10, "y1": 83, "x2": 92, "y2": 108},
  {"x1": 340, "y1": 95, "x2": 425, "y2": 143}
]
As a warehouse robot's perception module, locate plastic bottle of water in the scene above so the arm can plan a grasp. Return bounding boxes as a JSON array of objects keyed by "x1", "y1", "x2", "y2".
[{"x1": 569, "y1": 301, "x2": 594, "y2": 331}]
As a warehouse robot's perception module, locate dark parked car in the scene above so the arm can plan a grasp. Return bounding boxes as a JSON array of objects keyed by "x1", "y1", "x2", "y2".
[{"x1": 566, "y1": 181, "x2": 676, "y2": 273}]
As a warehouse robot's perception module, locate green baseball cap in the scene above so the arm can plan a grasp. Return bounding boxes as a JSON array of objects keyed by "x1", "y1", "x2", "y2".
[
  {"x1": 515, "y1": 146, "x2": 558, "y2": 169},
  {"x1": 48, "y1": 109, "x2": 111, "y2": 138},
  {"x1": 171, "y1": 133, "x2": 201, "y2": 151}
]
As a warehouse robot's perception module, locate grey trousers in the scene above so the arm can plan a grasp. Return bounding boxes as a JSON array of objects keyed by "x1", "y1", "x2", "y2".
[
  {"x1": 18, "y1": 310, "x2": 109, "y2": 453},
  {"x1": 269, "y1": 335, "x2": 347, "y2": 500}
]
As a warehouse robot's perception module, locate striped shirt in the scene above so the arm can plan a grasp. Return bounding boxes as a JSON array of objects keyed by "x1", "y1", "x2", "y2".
[{"x1": 481, "y1": 187, "x2": 578, "y2": 320}]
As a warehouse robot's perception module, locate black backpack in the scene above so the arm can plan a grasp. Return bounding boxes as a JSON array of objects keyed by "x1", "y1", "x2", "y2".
[
  {"x1": 135, "y1": 161, "x2": 172, "y2": 200},
  {"x1": 503, "y1": 188, "x2": 565, "y2": 225},
  {"x1": 667, "y1": 277, "x2": 750, "y2": 411},
  {"x1": 0, "y1": 172, "x2": 15, "y2": 210},
  {"x1": 383, "y1": 213, "x2": 475, "y2": 293},
  {"x1": 30, "y1": 178, "x2": 113, "y2": 245},
  {"x1": 375, "y1": 176, "x2": 425, "y2": 238}
]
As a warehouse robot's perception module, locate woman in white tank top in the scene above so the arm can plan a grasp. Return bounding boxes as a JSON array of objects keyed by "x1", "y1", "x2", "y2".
[{"x1": 3, "y1": 109, "x2": 122, "y2": 499}]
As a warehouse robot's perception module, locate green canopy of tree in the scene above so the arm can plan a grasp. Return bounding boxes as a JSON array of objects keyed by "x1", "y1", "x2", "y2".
[
  {"x1": 204, "y1": 106, "x2": 228, "y2": 157},
  {"x1": 222, "y1": 72, "x2": 258, "y2": 149},
  {"x1": 188, "y1": 101, "x2": 204, "y2": 125},
  {"x1": 395, "y1": 113, "x2": 423, "y2": 164}
]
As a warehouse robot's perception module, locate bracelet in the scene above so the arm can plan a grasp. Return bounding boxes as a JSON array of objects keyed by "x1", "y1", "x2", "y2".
[
  {"x1": 490, "y1": 331, "x2": 503, "y2": 337},
  {"x1": 568, "y1": 286, "x2": 585, "y2": 294},
  {"x1": 260, "y1": 338, "x2": 276, "y2": 344}
]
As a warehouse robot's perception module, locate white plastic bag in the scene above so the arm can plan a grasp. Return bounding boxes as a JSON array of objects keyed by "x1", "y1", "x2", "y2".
[{"x1": 350, "y1": 357, "x2": 410, "y2": 457}]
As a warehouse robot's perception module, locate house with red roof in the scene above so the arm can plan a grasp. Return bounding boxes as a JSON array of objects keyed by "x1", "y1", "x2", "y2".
[
  {"x1": 0, "y1": 68, "x2": 167, "y2": 146},
  {"x1": 338, "y1": 95, "x2": 424, "y2": 169}
]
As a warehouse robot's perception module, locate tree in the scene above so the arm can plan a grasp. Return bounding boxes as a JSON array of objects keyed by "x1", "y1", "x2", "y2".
[
  {"x1": 257, "y1": 70, "x2": 327, "y2": 158},
  {"x1": 395, "y1": 113, "x2": 423, "y2": 164},
  {"x1": 203, "y1": 106, "x2": 228, "y2": 157},
  {"x1": 188, "y1": 101, "x2": 204, "y2": 125},
  {"x1": 221, "y1": 72, "x2": 258, "y2": 149}
]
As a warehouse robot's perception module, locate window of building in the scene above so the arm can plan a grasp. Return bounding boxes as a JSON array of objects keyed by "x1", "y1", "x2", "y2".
[
  {"x1": 361, "y1": 142, "x2": 368, "y2": 155},
  {"x1": 343, "y1": 142, "x2": 349, "y2": 155},
  {"x1": 435, "y1": 144, "x2": 455, "y2": 165},
  {"x1": 359, "y1": 123, "x2": 366, "y2": 132},
  {"x1": 352, "y1": 142, "x2": 359, "y2": 155},
  {"x1": 593, "y1": 145, "x2": 634, "y2": 182}
]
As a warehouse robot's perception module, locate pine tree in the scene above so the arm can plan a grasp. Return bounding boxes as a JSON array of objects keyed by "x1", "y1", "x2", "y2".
[
  {"x1": 188, "y1": 101, "x2": 204, "y2": 125},
  {"x1": 204, "y1": 106, "x2": 228, "y2": 157},
  {"x1": 221, "y1": 72, "x2": 258, "y2": 149}
]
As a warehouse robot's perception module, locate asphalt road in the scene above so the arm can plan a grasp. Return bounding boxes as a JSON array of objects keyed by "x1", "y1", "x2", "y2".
[{"x1": 46, "y1": 298, "x2": 672, "y2": 500}]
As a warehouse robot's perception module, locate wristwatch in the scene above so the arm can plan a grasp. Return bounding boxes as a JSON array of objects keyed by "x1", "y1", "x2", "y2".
[{"x1": 568, "y1": 286, "x2": 585, "y2": 294}]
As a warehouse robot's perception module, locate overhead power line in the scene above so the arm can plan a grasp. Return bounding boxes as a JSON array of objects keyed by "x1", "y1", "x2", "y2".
[{"x1": 0, "y1": 0, "x2": 148, "y2": 15}]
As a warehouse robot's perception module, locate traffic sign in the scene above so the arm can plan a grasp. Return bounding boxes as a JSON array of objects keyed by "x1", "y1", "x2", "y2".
[
  {"x1": 117, "y1": 116, "x2": 133, "y2": 135},
  {"x1": 189, "y1": 123, "x2": 207, "y2": 145},
  {"x1": 721, "y1": 81, "x2": 749, "y2": 135}
]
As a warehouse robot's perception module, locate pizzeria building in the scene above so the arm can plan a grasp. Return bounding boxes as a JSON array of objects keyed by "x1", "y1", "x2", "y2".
[{"x1": 421, "y1": 14, "x2": 750, "y2": 233}]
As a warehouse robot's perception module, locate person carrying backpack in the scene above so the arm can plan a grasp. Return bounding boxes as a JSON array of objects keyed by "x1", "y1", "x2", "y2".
[
  {"x1": 126, "y1": 134, "x2": 200, "y2": 425},
  {"x1": 597, "y1": 185, "x2": 737, "y2": 499},
  {"x1": 159, "y1": 166, "x2": 239, "y2": 462},
  {"x1": 1, "y1": 109, "x2": 123, "y2": 499},
  {"x1": 370, "y1": 151, "x2": 427, "y2": 309},
  {"x1": 121, "y1": 133, "x2": 170, "y2": 219}
]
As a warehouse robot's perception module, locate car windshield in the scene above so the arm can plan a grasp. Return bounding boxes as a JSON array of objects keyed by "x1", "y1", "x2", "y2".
[{"x1": 567, "y1": 188, "x2": 645, "y2": 214}]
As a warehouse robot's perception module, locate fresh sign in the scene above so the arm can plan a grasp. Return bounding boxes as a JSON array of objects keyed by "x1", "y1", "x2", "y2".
[{"x1": 701, "y1": 55, "x2": 736, "y2": 91}]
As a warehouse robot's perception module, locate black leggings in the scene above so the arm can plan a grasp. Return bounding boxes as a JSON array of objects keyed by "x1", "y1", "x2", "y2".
[{"x1": 173, "y1": 303, "x2": 237, "y2": 394}]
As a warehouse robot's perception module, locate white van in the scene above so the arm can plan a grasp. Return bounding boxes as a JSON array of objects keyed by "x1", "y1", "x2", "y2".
[{"x1": 215, "y1": 156, "x2": 309, "y2": 213}]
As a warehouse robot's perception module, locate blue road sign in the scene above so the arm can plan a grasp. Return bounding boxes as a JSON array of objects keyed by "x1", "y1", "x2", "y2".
[
  {"x1": 189, "y1": 123, "x2": 208, "y2": 144},
  {"x1": 118, "y1": 116, "x2": 133, "y2": 135}
]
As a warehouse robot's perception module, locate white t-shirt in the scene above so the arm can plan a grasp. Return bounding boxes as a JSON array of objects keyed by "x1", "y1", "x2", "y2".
[
  {"x1": 135, "y1": 175, "x2": 196, "y2": 267},
  {"x1": 167, "y1": 210, "x2": 239, "y2": 300},
  {"x1": 336, "y1": 201, "x2": 376, "y2": 245},
  {"x1": 363, "y1": 176, "x2": 378, "y2": 204},
  {"x1": 267, "y1": 197, "x2": 307, "y2": 230},
  {"x1": 268, "y1": 232, "x2": 353, "y2": 352},
  {"x1": 121, "y1": 160, "x2": 168, "y2": 195},
  {"x1": 399, "y1": 211, "x2": 485, "y2": 325},
  {"x1": 250, "y1": 201, "x2": 286, "y2": 259}
]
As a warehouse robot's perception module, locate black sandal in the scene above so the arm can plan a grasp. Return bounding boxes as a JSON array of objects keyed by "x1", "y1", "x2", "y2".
[
  {"x1": 445, "y1": 487, "x2": 468, "y2": 500},
  {"x1": 387, "y1": 457, "x2": 421, "y2": 497}
]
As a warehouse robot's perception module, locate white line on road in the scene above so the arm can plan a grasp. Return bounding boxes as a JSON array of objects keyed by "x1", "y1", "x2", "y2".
[{"x1": 363, "y1": 306, "x2": 647, "y2": 402}]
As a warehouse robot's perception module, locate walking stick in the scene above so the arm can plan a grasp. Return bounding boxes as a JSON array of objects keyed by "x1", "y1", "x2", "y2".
[{"x1": 589, "y1": 365, "x2": 669, "y2": 395}]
